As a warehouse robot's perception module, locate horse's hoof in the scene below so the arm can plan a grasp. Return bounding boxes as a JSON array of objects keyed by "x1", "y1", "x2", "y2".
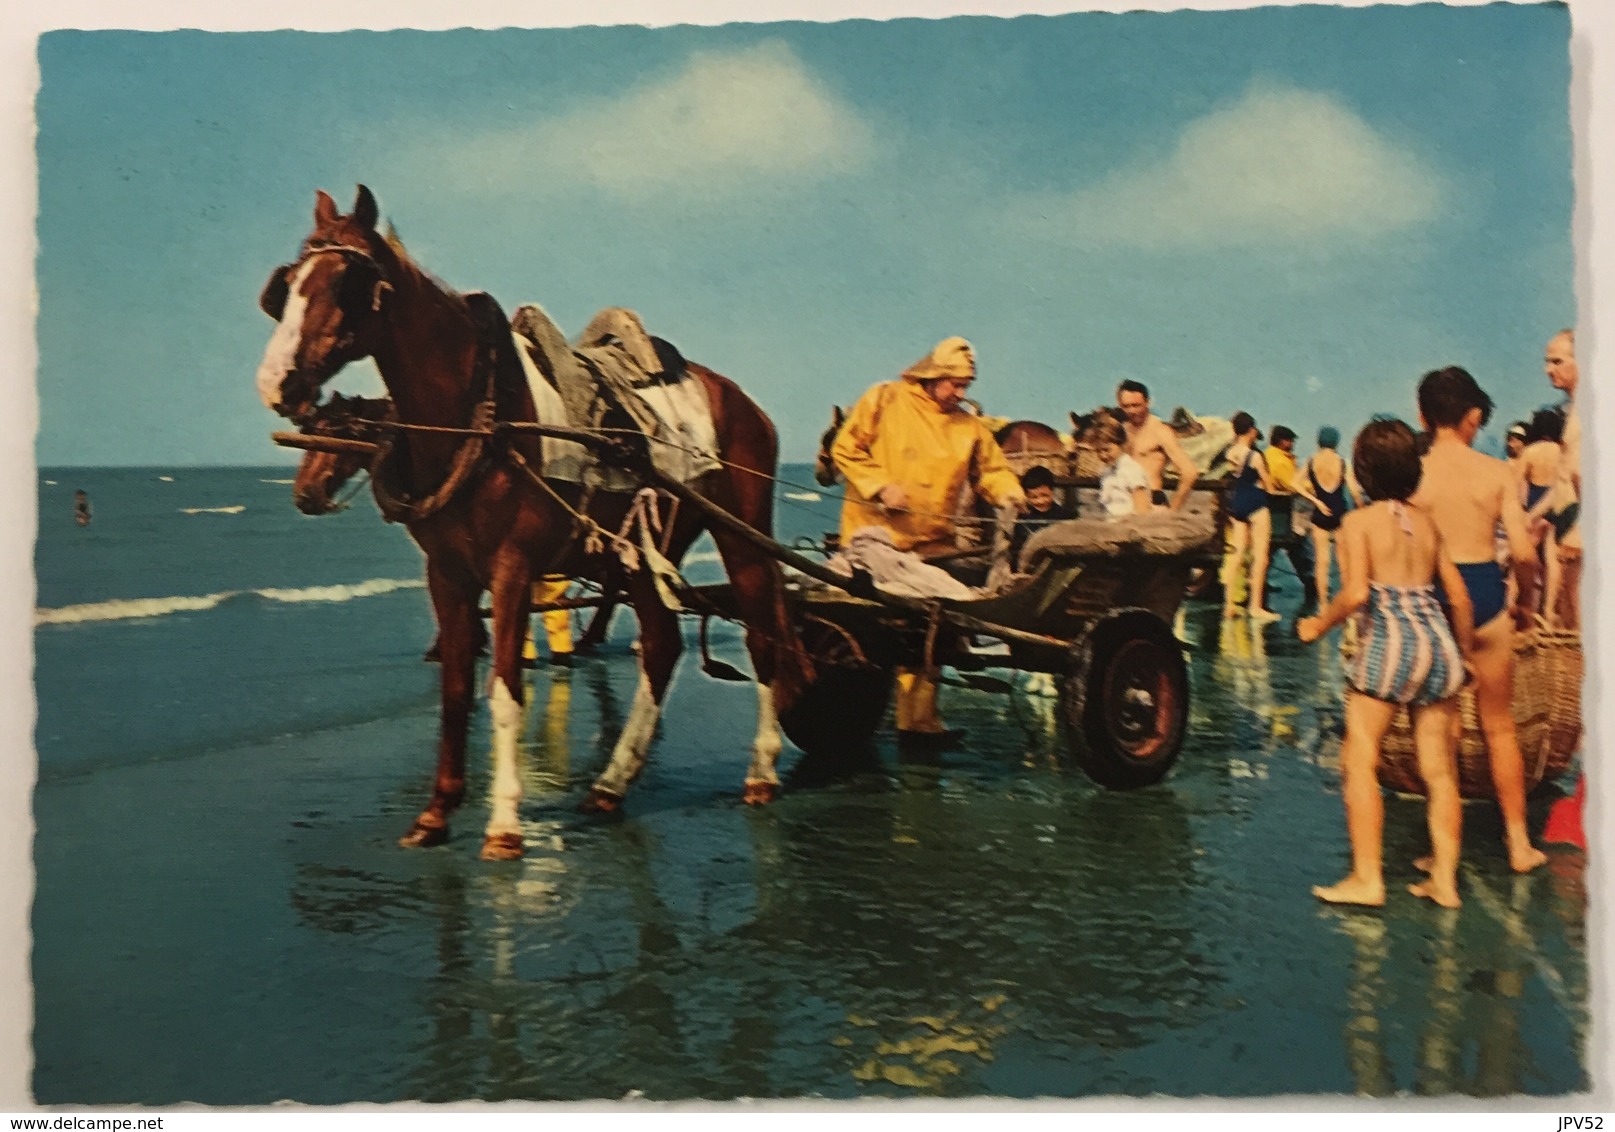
[
  {"x1": 399, "y1": 820, "x2": 448, "y2": 848},
  {"x1": 580, "y1": 788, "x2": 623, "y2": 815},
  {"x1": 742, "y1": 781, "x2": 778, "y2": 806},
  {"x1": 479, "y1": 832, "x2": 525, "y2": 861}
]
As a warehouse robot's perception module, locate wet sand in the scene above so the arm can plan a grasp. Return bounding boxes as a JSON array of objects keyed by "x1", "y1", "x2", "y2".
[{"x1": 31, "y1": 608, "x2": 1590, "y2": 1103}]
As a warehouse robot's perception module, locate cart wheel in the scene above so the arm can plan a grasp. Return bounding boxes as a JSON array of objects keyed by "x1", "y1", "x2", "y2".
[
  {"x1": 1062, "y1": 610, "x2": 1188, "y2": 790},
  {"x1": 779, "y1": 618, "x2": 894, "y2": 755}
]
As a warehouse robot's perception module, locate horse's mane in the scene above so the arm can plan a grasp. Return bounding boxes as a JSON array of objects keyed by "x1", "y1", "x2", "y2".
[{"x1": 375, "y1": 221, "x2": 468, "y2": 314}]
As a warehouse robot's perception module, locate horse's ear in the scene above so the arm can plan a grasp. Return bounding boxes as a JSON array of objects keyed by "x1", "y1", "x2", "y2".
[
  {"x1": 353, "y1": 185, "x2": 379, "y2": 231},
  {"x1": 833, "y1": 406, "x2": 845, "y2": 427},
  {"x1": 314, "y1": 190, "x2": 338, "y2": 227},
  {"x1": 382, "y1": 221, "x2": 406, "y2": 257}
]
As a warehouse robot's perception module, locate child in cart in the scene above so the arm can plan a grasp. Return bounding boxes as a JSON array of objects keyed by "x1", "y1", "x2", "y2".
[
  {"x1": 1296, "y1": 418, "x2": 1476, "y2": 908},
  {"x1": 1010, "y1": 465, "x2": 1076, "y2": 563},
  {"x1": 1085, "y1": 411, "x2": 1152, "y2": 519}
]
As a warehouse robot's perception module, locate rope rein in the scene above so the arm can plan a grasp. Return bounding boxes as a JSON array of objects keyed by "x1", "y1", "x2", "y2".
[{"x1": 376, "y1": 418, "x2": 1001, "y2": 532}]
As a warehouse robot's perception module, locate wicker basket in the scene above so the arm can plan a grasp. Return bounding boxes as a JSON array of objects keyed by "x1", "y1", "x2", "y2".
[
  {"x1": 1376, "y1": 623, "x2": 1582, "y2": 799},
  {"x1": 1537, "y1": 623, "x2": 1584, "y2": 782}
]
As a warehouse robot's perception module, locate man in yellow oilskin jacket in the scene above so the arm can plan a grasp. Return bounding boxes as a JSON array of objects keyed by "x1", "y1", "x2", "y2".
[{"x1": 832, "y1": 336, "x2": 1025, "y2": 745}]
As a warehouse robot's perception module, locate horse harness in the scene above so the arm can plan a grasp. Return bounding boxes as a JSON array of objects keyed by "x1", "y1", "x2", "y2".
[{"x1": 286, "y1": 260, "x2": 673, "y2": 572}]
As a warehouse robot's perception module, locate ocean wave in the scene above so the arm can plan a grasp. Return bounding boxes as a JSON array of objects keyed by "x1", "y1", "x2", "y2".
[
  {"x1": 35, "y1": 592, "x2": 235, "y2": 626},
  {"x1": 782, "y1": 490, "x2": 822, "y2": 502},
  {"x1": 35, "y1": 577, "x2": 425, "y2": 626},
  {"x1": 252, "y1": 578, "x2": 425, "y2": 603},
  {"x1": 260, "y1": 478, "x2": 296, "y2": 485},
  {"x1": 180, "y1": 505, "x2": 246, "y2": 515}
]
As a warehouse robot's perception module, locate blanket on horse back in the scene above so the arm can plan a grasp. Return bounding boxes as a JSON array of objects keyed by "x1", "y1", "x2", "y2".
[{"x1": 508, "y1": 302, "x2": 721, "y2": 491}]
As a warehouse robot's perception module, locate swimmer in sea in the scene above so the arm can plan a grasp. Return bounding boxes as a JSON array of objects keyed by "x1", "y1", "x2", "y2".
[
  {"x1": 1298, "y1": 418, "x2": 1475, "y2": 908},
  {"x1": 74, "y1": 490, "x2": 91, "y2": 527},
  {"x1": 1413, "y1": 367, "x2": 1547, "y2": 874}
]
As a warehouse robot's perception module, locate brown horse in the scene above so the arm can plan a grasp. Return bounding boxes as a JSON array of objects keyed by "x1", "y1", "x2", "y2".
[
  {"x1": 290, "y1": 394, "x2": 393, "y2": 515},
  {"x1": 290, "y1": 394, "x2": 621, "y2": 655},
  {"x1": 256, "y1": 186, "x2": 809, "y2": 859},
  {"x1": 812, "y1": 406, "x2": 846, "y2": 488},
  {"x1": 293, "y1": 446, "x2": 368, "y2": 516}
]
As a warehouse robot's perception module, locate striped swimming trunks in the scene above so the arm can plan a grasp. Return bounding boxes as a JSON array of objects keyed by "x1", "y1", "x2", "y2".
[{"x1": 1347, "y1": 582, "x2": 1465, "y2": 706}]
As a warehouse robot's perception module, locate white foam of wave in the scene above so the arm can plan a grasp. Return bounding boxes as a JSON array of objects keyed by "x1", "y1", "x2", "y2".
[
  {"x1": 683, "y1": 551, "x2": 723, "y2": 565},
  {"x1": 260, "y1": 478, "x2": 296, "y2": 485},
  {"x1": 35, "y1": 577, "x2": 426, "y2": 626},
  {"x1": 252, "y1": 578, "x2": 425, "y2": 603},
  {"x1": 180, "y1": 505, "x2": 246, "y2": 515},
  {"x1": 783, "y1": 490, "x2": 821, "y2": 502},
  {"x1": 158, "y1": 476, "x2": 175, "y2": 482},
  {"x1": 43, "y1": 480, "x2": 57, "y2": 486},
  {"x1": 36, "y1": 592, "x2": 235, "y2": 626}
]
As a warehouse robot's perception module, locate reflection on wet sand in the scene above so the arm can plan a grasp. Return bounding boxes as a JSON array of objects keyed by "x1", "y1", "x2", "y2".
[
  {"x1": 1326, "y1": 852, "x2": 1589, "y2": 1097},
  {"x1": 275, "y1": 635, "x2": 1584, "y2": 1102},
  {"x1": 1329, "y1": 910, "x2": 1392, "y2": 1097},
  {"x1": 750, "y1": 758, "x2": 1221, "y2": 1096}
]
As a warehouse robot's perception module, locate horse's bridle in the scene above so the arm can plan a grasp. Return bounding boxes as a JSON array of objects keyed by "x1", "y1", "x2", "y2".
[
  {"x1": 299, "y1": 240, "x2": 394, "y2": 313},
  {"x1": 264, "y1": 240, "x2": 393, "y2": 324}
]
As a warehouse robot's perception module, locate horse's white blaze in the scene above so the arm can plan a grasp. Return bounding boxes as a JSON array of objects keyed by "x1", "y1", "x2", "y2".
[
  {"x1": 593, "y1": 673, "x2": 660, "y2": 797},
  {"x1": 255, "y1": 260, "x2": 316, "y2": 411},
  {"x1": 486, "y1": 676, "x2": 525, "y2": 837},
  {"x1": 745, "y1": 683, "x2": 784, "y2": 786}
]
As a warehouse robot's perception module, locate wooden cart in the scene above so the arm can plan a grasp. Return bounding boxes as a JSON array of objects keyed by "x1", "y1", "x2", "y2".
[{"x1": 681, "y1": 487, "x2": 1225, "y2": 792}]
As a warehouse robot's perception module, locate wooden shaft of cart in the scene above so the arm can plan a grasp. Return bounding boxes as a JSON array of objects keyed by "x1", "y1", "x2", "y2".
[
  {"x1": 271, "y1": 432, "x2": 382, "y2": 456},
  {"x1": 646, "y1": 467, "x2": 1069, "y2": 652},
  {"x1": 273, "y1": 422, "x2": 1067, "y2": 651}
]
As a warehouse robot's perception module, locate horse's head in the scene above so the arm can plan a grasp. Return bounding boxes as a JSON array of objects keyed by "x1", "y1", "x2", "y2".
[
  {"x1": 290, "y1": 394, "x2": 393, "y2": 515},
  {"x1": 293, "y1": 447, "x2": 370, "y2": 516},
  {"x1": 813, "y1": 405, "x2": 846, "y2": 487},
  {"x1": 1070, "y1": 406, "x2": 1124, "y2": 448},
  {"x1": 256, "y1": 185, "x2": 395, "y2": 422}
]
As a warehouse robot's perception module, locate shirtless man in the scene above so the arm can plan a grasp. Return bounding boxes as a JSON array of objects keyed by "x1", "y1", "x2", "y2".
[
  {"x1": 1116, "y1": 380, "x2": 1199, "y2": 511},
  {"x1": 1413, "y1": 367, "x2": 1547, "y2": 873}
]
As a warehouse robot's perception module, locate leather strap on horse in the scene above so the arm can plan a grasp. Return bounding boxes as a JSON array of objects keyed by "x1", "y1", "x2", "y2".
[
  {"x1": 369, "y1": 294, "x2": 508, "y2": 526},
  {"x1": 370, "y1": 399, "x2": 497, "y2": 525}
]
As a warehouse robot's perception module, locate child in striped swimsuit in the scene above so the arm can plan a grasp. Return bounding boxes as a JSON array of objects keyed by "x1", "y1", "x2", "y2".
[{"x1": 1297, "y1": 419, "x2": 1476, "y2": 909}]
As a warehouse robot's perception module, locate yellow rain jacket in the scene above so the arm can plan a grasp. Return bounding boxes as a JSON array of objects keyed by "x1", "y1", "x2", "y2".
[
  {"x1": 1266, "y1": 445, "x2": 1299, "y2": 495},
  {"x1": 833, "y1": 378, "x2": 1023, "y2": 554}
]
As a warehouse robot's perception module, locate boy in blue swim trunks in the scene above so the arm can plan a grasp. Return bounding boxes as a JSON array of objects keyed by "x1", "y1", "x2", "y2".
[
  {"x1": 1413, "y1": 367, "x2": 1547, "y2": 874},
  {"x1": 1298, "y1": 418, "x2": 1475, "y2": 908}
]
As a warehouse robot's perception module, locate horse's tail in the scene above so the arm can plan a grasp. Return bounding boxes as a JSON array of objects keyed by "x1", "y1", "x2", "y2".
[
  {"x1": 689, "y1": 361, "x2": 780, "y2": 536},
  {"x1": 686, "y1": 362, "x2": 813, "y2": 707}
]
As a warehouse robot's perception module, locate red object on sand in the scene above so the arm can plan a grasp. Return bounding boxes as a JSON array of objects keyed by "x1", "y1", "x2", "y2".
[{"x1": 1543, "y1": 777, "x2": 1585, "y2": 849}]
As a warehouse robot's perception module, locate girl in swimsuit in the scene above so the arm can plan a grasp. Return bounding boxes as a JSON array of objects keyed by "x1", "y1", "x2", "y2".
[
  {"x1": 1297, "y1": 418, "x2": 1476, "y2": 909},
  {"x1": 1221, "y1": 412, "x2": 1279, "y2": 622},
  {"x1": 1301, "y1": 426, "x2": 1351, "y2": 608}
]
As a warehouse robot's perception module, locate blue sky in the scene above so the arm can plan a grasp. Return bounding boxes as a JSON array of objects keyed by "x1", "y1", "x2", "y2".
[{"x1": 34, "y1": 3, "x2": 1573, "y2": 465}]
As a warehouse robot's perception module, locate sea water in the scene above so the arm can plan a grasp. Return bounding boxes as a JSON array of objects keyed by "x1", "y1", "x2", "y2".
[{"x1": 31, "y1": 466, "x2": 1588, "y2": 1103}]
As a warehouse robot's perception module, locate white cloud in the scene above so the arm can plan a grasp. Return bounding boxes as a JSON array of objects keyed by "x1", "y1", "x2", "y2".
[
  {"x1": 1013, "y1": 83, "x2": 1444, "y2": 250},
  {"x1": 426, "y1": 41, "x2": 876, "y2": 200}
]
